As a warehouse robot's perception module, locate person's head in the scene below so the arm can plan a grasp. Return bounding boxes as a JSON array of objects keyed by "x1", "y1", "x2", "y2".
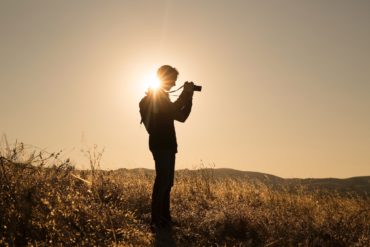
[{"x1": 157, "y1": 65, "x2": 179, "y2": 90}]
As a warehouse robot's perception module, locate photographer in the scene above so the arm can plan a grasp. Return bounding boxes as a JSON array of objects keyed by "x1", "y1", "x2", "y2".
[{"x1": 139, "y1": 65, "x2": 198, "y2": 231}]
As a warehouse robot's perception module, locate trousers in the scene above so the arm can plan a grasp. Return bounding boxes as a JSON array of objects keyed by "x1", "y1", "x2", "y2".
[{"x1": 151, "y1": 149, "x2": 176, "y2": 225}]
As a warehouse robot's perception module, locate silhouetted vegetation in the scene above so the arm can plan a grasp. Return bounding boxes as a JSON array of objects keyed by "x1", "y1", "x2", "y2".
[{"x1": 1, "y1": 141, "x2": 369, "y2": 246}]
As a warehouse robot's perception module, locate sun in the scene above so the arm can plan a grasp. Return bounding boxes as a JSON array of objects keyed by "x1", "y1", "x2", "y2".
[{"x1": 143, "y1": 72, "x2": 161, "y2": 91}]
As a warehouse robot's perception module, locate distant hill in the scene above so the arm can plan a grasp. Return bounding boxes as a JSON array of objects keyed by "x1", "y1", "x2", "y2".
[
  {"x1": 287, "y1": 176, "x2": 370, "y2": 195},
  {"x1": 114, "y1": 167, "x2": 370, "y2": 196},
  {"x1": 210, "y1": 168, "x2": 370, "y2": 195}
]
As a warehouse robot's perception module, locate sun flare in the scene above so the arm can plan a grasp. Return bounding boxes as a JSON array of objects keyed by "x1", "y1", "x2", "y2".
[{"x1": 143, "y1": 72, "x2": 161, "y2": 91}]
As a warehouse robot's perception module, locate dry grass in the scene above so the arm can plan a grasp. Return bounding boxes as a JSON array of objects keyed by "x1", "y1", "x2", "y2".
[{"x1": 0, "y1": 141, "x2": 369, "y2": 246}]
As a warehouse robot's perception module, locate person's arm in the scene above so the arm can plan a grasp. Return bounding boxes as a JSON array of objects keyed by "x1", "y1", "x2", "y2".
[{"x1": 172, "y1": 82, "x2": 194, "y2": 122}]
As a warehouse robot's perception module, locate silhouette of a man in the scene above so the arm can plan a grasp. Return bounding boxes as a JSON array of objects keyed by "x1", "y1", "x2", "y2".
[{"x1": 140, "y1": 65, "x2": 194, "y2": 230}]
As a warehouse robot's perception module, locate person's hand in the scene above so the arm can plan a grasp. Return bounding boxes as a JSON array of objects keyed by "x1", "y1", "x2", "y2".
[{"x1": 183, "y1": 81, "x2": 194, "y2": 93}]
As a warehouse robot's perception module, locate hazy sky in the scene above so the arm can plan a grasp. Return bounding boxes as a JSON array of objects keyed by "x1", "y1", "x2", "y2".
[{"x1": 1, "y1": 0, "x2": 369, "y2": 178}]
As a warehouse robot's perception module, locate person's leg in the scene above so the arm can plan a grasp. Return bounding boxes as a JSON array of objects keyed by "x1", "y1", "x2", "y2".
[
  {"x1": 151, "y1": 163, "x2": 161, "y2": 226},
  {"x1": 151, "y1": 150, "x2": 173, "y2": 226},
  {"x1": 162, "y1": 151, "x2": 175, "y2": 223}
]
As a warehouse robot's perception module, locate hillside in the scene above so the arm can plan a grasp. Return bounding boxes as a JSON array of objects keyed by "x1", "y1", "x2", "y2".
[{"x1": 116, "y1": 167, "x2": 370, "y2": 195}]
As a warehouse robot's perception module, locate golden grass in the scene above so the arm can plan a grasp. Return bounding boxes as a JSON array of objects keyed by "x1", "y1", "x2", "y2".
[{"x1": 0, "y1": 142, "x2": 369, "y2": 246}]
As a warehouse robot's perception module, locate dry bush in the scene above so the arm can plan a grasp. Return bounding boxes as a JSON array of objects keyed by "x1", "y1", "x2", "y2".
[
  {"x1": 0, "y1": 141, "x2": 369, "y2": 246},
  {"x1": 0, "y1": 141, "x2": 152, "y2": 246}
]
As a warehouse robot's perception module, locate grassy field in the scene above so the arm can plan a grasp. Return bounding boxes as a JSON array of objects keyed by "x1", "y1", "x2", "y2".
[{"x1": 0, "y1": 142, "x2": 369, "y2": 246}]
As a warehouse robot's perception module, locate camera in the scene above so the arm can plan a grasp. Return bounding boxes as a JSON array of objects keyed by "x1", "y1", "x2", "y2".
[
  {"x1": 193, "y1": 84, "x2": 202, "y2": 92},
  {"x1": 183, "y1": 81, "x2": 202, "y2": 92}
]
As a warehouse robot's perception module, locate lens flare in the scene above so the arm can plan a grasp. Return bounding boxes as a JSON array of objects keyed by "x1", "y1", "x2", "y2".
[{"x1": 143, "y1": 72, "x2": 160, "y2": 91}]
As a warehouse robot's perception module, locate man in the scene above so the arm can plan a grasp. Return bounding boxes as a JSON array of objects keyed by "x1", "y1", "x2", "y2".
[{"x1": 139, "y1": 65, "x2": 194, "y2": 230}]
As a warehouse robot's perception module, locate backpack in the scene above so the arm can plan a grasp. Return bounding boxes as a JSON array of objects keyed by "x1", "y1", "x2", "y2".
[{"x1": 139, "y1": 93, "x2": 153, "y2": 134}]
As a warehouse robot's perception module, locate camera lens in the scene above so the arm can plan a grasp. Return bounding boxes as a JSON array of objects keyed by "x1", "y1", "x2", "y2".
[{"x1": 193, "y1": 85, "x2": 202, "y2": 92}]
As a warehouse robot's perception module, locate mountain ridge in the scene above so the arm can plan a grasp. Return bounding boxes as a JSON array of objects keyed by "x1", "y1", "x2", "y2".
[{"x1": 114, "y1": 167, "x2": 370, "y2": 195}]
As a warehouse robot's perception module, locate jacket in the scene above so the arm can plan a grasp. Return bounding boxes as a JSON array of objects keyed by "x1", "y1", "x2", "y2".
[{"x1": 140, "y1": 88, "x2": 193, "y2": 152}]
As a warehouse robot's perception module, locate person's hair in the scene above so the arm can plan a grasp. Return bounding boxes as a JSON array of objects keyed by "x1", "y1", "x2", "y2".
[{"x1": 157, "y1": 65, "x2": 179, "y2": 82}]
